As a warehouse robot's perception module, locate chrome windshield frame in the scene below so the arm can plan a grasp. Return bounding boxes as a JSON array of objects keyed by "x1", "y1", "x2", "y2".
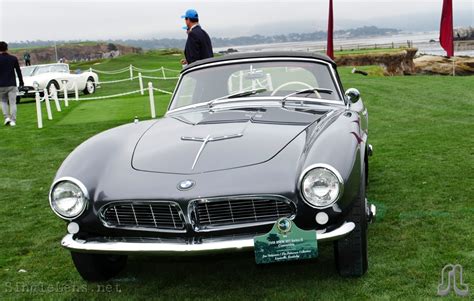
[
  {"x1": 165, "y1": 96, "x2": 345, "y2": 117},
  {"x1": 167, "y1": 57, "x2": 346, "y2": 113}
]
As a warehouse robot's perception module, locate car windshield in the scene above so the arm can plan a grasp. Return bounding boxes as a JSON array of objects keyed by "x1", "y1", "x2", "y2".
[
  {"x1": 35, "y1": 64, "x2": 69, "y2": 75},
  {"x1": 50, "y1": 64, "x2": 69, "y2": 73},
  {"x1": 170, "y1": 60, "x2": 341, "y2": 110},
  {"x1": 21, "y1": 66, "x2": 36, "y2": 77}
]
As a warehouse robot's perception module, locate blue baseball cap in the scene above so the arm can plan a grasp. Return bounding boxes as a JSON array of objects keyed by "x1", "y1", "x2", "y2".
[{"x1": 181, "y1": 9, "x2": 198, "y2": 19}]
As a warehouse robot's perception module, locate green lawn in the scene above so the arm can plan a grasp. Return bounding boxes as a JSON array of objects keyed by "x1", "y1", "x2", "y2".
[
  {"x1": 71, "y1": 50, "x2": 183, "y2": 97},
  {"x1": 0, "y1": 52, "x2": 473, "y2": 300}
]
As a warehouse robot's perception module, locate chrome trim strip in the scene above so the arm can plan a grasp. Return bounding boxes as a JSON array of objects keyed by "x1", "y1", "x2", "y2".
[
  {"x1": 190, "y1": 134, "x2": 210, "y2": 170},
  {"x1": 98, "y1": 201, "x2": 187, "y2": 233},
  {"x1": 187, "y1": 195, "x2": 296, "y2": 232},
  {"x1": 166, "y1": 96, "x2": 344, "y2": 116},
  {"x1": 49, "y1": 177, "x2": 89, "y2": 221},
  {"x1": 168, "y1": 57, "x2": 345, "y2": 113},
  {"x1": 298, "y1": 163, "x2": 345, "y2": 209},
  {"x1": 61, "y1": 222, "x2": 355, "y2": 255},
  {"x1": 181, "y1": 133, "x2": 244, "y2": 170}
]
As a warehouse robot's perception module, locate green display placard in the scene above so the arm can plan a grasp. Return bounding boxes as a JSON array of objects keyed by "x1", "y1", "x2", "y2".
[{"x1": 254, "y1": 218, "x2": 318, "y2": 264}]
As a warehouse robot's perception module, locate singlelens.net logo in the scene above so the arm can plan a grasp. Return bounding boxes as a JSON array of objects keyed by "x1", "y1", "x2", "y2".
[{"x1": 437, "y1": 264, "x2": 469, "y2": 297}]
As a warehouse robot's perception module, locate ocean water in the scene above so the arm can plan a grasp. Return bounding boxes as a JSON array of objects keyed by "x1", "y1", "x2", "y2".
[{"x1": 215, "y1": 31, "x2": 474, "y2": 57}]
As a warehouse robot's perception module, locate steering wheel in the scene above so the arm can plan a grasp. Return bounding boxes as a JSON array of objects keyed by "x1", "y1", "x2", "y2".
[{"x1": 271, "y1": 81, "x2": 321, "y2": 98}]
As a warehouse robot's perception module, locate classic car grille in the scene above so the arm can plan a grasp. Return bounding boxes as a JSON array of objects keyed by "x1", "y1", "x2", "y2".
[
  {"x1": 193, "y1": 197, "x2": 295, "y2": 230},
  {"x1": 101, "y1": 202, "x2": 186, "y2": 232}
]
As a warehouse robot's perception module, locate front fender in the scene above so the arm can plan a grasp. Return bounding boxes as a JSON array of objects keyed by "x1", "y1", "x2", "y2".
[
  {"x1": 298, "y1": 110, "x2": 363, "y2": 212},
  {"x1": 53, "y1": 120, "x2": 157, "y2": 199}
]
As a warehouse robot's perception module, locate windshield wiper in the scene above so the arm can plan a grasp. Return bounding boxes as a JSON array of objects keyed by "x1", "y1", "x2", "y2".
[
  {"x1": 167, "y1": 88, "x2": 268, "y2": 115},
  {"x1": 280, "y1": 88, "x2": 334, "y2": 107},
  {"x1": 207, "y1": 88, "x2": 267, "y2": 108}
]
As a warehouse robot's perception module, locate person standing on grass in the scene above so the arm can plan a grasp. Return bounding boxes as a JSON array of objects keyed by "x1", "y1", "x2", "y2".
[
  {"x1": 23, "y1": 52, "x2": 31, "y2": 66},
  {"x1": 180, "y1": 9, "x2": 213, "y2": 67},
  {"x1": 0, "y1": 41, "x2": 24, "y2": 127}
]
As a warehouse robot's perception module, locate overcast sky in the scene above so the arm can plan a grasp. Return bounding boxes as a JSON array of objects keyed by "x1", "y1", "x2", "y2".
[{"x1": 0, "y1": 0, "x2": 473, "y2": 41}]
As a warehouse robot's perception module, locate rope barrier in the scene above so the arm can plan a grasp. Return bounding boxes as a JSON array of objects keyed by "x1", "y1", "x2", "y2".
[
  {"x1": 97, "y1": 76, "x2": 141, "y2": 84},
  {"x1": 132, "y1": 66, "x2": 164, "y2": 73},
  {"x1": 91, "y1": 65, "x2": 181, "y2": 74},
  {"x1": 162, "y1": 67, "x2": 181, "y2": 72},
  {"x1": 90, "y1": 67, "x2": 130, "y2": 74},
  {"x1": 34, "y1": 66, "x2": 178, "y2": 128},
  {"x1": 141, "y1": 75, "x2": 179, "y2": 80},
  {"x1": 151, "y1": 88, "x2": 173, "y2": 95},
  {"x1": 77, "y1": 89, "x2": 144, "y2": 101}
]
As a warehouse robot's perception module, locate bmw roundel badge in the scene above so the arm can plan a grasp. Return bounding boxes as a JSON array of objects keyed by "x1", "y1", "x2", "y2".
[{"x1": 178, "y1": 180, "x2": 195, "y2": 191}]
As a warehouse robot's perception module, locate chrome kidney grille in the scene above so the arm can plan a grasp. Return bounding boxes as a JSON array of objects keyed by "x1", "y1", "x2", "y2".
[
  {"x1": 190, "y1": 197, "x2": 296, "y2": 232},
  {"x1": 100, "y1": 202, "x2": 186, "y2": 233}
]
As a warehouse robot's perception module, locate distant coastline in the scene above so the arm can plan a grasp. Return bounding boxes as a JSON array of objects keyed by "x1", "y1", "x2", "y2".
[
  {"x1": 10, "y1": 26, "x2": 399, "y2": 50},
  {"x1": 214, "y1": 31, "x2": 474, "y2": 57}
]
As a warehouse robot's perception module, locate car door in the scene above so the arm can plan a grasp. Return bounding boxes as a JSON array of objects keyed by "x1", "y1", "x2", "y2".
[{"x1": 48, "y1": 64, "x2": 72, "y2": 91}]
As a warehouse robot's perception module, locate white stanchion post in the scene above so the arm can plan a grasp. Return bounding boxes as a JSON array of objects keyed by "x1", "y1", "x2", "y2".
[
  {"x1": 63, "y1": 83, "x2": 69, "y2": 107},
  {"x1": 148, "y1": 82, "x2": 156, "y2": 119},
  {"x1": 129, "y1": 64, "x2": 133, "y2": 80},
  {"x1": 89, "y1": 67, "x2": 92, "y2": 73},
  {"x1": 74, "y1": 83, "x2": 79, "y2": 101},
  {"x1": 44, "y1": 88, "x2": 53, "y2": 120},
  {"x1": 139, "y1": 73, "x2": 144, "y2": 95},
  {"x1": 161, "y1": 67, "x2": 166, "y2": 80},
  {"x1": 43, "y1": 89, "x2": 53, "y2": 120},
  {"x1": 35, "y1": 91, "x2": 43, "y2": 129},
  {"x1": 51, "y1": 87, "x2": 61, "y2": 112}
]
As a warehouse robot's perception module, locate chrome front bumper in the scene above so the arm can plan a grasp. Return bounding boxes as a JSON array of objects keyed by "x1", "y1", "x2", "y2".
[{"x1": 61, "y1": 222, "x2": 355, "y2": 255}]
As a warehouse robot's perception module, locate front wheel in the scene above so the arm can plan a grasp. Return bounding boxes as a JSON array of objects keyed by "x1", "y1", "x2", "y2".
[
  {"x1": 71, "y1": 252, "x2": 127, "y2": 282},
  {"x1": 333, "y1": 166, "x2": 368, "y2": 277},
  {"x1": 83, "y1": 77, "x2": 96, "y2": 95},
  {"x1": 16, "y1": 96, "x2": 21, "y2": 104},
  {"x1": 46, "y1": 80, "x2": 60, "y2": 95}
]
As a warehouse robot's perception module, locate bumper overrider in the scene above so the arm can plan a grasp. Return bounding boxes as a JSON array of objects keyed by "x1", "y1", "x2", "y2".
[{"x1": 61, "y1": 221, "x2": 357, "y2": 255}]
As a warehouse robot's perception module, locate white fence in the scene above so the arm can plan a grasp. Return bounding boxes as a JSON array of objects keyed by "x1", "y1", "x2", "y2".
[
  {"x1": 35, "y1": 64, "x2": 179, "y2": 129},
  {"x1": 35, "y1": 81, "x2": 171, "y2": 129},
  {"x1": 90, "y1": 65, "x2": 181, "y2": 81}
]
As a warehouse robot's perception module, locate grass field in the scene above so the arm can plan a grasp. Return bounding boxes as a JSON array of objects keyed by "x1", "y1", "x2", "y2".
[{"x1": 0, "y1": 52, "x2": 473, "y2": 300}]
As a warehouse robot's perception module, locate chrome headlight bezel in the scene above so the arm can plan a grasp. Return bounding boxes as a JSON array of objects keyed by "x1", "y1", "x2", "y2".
[
  {"x1": 299, "y1": 164, "x2": 344, "y2": 209},
  {"x1": 49, "y1": 177, "x2": 89, "y2": 220}
]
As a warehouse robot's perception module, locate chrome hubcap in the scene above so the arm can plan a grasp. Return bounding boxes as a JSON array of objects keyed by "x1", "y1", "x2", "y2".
[{"x1": 87, "y1": 81, "x2": 94, "y2": 93}]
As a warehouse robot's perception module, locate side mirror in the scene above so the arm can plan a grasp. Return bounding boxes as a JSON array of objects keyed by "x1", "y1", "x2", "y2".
[{"x1": 345, "y1": 88, "x2": 361, "y2": 103}]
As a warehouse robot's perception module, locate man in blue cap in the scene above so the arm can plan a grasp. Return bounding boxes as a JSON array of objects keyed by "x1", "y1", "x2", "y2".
[{"x1": 181, "y1": 9, "x2": 213, "y2": 66}]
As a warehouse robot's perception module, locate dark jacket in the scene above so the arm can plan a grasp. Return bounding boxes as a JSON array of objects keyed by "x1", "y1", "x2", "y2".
[
  {"x1": 0, "y1": 53, "x2": 23, "y2": 87},
  {"x1": 184, "y1": 25, "x2": 214, "y2": 64}
]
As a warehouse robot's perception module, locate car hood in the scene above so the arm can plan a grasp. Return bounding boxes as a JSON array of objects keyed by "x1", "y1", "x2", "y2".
[{"x1": 132, "y1": 107, "x2": 329, "y2": 174}]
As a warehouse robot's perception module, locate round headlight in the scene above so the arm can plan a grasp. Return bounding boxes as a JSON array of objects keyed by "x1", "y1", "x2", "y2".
[
  {"x1": 301, "y1": 165, "x2": 343, "y2": 208},
  {"x1": 50, "y1": 178, "x2": 88, "y2": 219}
]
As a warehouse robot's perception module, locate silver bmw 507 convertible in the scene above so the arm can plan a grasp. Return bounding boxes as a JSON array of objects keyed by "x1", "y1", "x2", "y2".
[{"x1": 49, "y1": 52, "x2": 376, "y2": 281}]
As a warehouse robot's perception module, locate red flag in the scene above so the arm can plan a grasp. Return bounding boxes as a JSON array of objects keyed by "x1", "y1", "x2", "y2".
[
  {"x1": 439, "y1": 0, "x2": 454, "y2": 57},
  {"x1": 326, "y1": 0, "x2": 334, "y2": 59}
]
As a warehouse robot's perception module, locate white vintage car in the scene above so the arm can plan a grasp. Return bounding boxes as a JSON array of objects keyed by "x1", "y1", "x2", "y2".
[{"x1": 17, "y1": 63, "x2": 99, "y2": 102}]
